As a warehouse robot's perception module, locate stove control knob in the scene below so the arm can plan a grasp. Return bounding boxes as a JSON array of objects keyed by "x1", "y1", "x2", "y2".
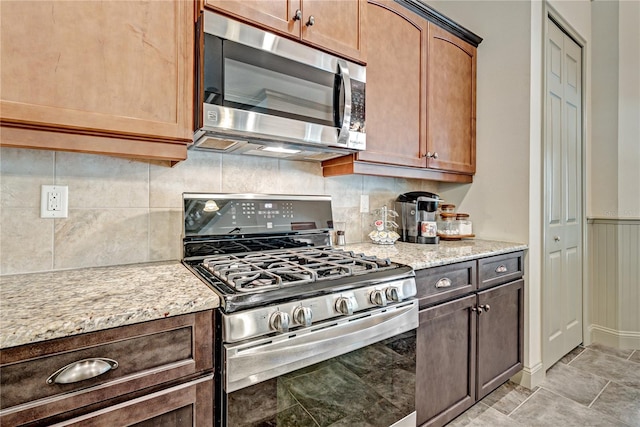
[
  {"x1": 293, "y1": 306, "x2": 313, "y2": 327},
  {"x1": 269, "y1": 311, "x2": 290, "y2": 333},
  {"x1": 386, "y1": 287, "x2": 401, "y2": 302},
  {"x1": 370, "y1": 289, "x2": 388, "y2": 307},
  {"x1": 335, "y1": 297, "x2": 354, "y2": 315}
]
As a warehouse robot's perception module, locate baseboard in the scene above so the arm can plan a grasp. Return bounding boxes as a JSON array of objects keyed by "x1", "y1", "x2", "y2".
[
  {"x1": 590, "y1": 324, "x2": 640, "y2": 350},
  {"x1": 510, "y1": 362, "x2": 544, "y2": 389}
]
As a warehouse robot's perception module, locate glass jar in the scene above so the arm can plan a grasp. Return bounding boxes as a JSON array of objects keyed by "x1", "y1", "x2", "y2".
[
  {"x1": 438, "y1": 213, "x2": 459, "y2": 235},
  {"x1": 456, "y1": 213, "x2": 473, "y2": 236},
  {"x1": 440, "y1": 204, "x2": 456, "y2": 214}
]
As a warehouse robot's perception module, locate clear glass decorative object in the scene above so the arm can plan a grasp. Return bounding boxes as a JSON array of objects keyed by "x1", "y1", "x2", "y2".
[{"x1": 369, "y1": 205, "x2": 400, "y2": 245}]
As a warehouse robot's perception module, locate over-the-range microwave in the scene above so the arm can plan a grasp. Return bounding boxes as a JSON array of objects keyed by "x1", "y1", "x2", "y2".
[{"x1": 193, "y1": 10, "x2": 366, "y2": 161}]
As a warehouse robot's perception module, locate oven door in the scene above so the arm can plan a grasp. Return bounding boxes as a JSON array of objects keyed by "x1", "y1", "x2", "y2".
[{"x1": 221, "y1": 301, "x2": 418, "y2": 427}]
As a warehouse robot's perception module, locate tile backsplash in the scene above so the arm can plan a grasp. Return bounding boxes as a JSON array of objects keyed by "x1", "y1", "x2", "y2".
[{"x1": 0, "y1": 148, "x2": 436, "y2": 275}]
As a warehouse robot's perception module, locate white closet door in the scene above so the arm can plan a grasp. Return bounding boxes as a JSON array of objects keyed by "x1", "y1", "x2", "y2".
[{"x1": 543, "y1": 18, "x2": 584, "y2": 369}]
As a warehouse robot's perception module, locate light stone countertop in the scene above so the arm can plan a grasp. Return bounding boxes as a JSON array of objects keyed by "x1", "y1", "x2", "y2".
[
  {"x1": 0, "y1": 261, "x2": 219, "y2": 349},
  {"x1": 341, "y1": 239, "x2": 527, "y2": 270},
  {"x1": 0, "y1": 239, "x2": 525, "y2": 350}
]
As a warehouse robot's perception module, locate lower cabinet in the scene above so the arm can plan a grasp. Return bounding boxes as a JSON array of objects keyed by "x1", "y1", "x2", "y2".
[
  {"x1": 0, "y1": 311, "x2": 214, "y2": 426},
  {"x1": 416, "y1": 264, "x2": 524, "y2": 427},
  {"x1": 58, "y1": 375, "x2": 213, "y2": 427},
  {"x1": 417, "y1": 294, "x2": 477, "y2": 427}
]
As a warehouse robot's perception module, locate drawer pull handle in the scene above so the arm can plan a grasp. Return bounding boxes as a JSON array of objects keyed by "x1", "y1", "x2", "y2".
[
  {"x1": 47, "y1": 358, "x2": 118, "y2": 385},
  {"x1": 435, "y1": 278, "x2": 452, "y2": 288},
  {"x1": 495, "y1": 265, "x2": 508, "y2": 273}
]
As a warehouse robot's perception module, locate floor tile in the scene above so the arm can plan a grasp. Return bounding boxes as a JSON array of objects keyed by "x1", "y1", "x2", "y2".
[
  {"x1": 629, "y1": 350, "x2": 640, "y2": 364},
  {"x1": 542, "y1": 361, "x2": 609, "y2": 405},
  {"x1": 590, "y1": 381, "x2": 640, "y2": 427},
  {"x1": 480, "y1": 380, "x2": 538, "y2": 415},
  {"x1": 448, "y1": 403, "x2": 518, "y2": 427},
  {"x1": 443, "y1": 402, "x2": 487, "y2": 426},
  {"x1": 466, "y1": 406, "x2": 522, "y2": 427},
  {"x1": 587, "y1": 343, "x2": 635, "y2": 360},
  {"x1": 510, "y1": 388, "x2": 626, "y2": 427},
  {"x1": 570, "y1": 349, "x2": 640, "y2": 389},
  {"x1": 561, "y1": 345, "x2": 586, "y2": 364}
]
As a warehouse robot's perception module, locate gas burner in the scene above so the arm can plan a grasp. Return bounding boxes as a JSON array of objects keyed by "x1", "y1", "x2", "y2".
[{"x1": 201, "y1": 248, "x2": 395, "y2": 293}]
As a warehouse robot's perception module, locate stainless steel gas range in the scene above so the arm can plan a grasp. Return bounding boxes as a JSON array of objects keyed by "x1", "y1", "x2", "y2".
[{"x1": 182, "y1": 193, "x2": 418, "y2": 427}]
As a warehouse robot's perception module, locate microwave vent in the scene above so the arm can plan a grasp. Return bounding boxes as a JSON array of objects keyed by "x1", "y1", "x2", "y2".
[{"x1": 197, "y1": 137, "x2": 241, "y2": 151}]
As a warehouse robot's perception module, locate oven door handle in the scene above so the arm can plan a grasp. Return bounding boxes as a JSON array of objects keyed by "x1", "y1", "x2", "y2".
[{"x1": 224, "y1": 300, "x2": 418, "y2": 393}]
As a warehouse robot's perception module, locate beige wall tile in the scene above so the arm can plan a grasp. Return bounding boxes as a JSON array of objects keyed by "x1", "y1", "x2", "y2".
[
  {"x1": 0, "y1": 207, "x2": 54, "y2": 274},
  {"x1": 221, "y1": 155, "x2": 280, "y2": 193},
  {"x1": 55, "y1": 152, "x2": 149, "y2": 209},
  {"x1": 54, "y1": 208, "x2": 148, "y2": 269},
  {"x1": 0, "y1": 148, "x2": 54, "y2": 208},
  {"x1": 150, "y1": 150, "x2": 223, "y2": 208},
  {"x1": 149, "y1": 208, "x2": 182, "y2": 261},
  {"x1": 0, "y1": 147, "x2": 443, "y2": 274},
  {"x1": 276, "y1": 160, "x2": 325, "y2": 195},
  {"x1": 324, "y1": 175, "x2": 363, "y2": 208}
]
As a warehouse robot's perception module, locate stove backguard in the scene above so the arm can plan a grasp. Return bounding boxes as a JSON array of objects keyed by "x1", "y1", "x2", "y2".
[{"x1": 183, "y1": 193, "x2": 333, "y2": 238}]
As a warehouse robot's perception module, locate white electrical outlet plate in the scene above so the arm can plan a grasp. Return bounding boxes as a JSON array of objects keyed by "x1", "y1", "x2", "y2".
[
  {"x1": 41, "y1": 185, "x2": 68, "y2": 218},
  {"x1": 360, "y1": 194, "x2": 369, "y2": 213}
]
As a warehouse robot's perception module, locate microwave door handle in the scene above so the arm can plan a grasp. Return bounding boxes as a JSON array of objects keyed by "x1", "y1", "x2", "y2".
[{"x1": 336, "y1": 60, "x2": 352, "y2": 145}]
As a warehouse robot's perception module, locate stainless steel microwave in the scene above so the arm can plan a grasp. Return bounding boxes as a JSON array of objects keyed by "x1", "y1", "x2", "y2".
[{"x1": 193, "y1": 10, "x2": 366, "y2": 161}]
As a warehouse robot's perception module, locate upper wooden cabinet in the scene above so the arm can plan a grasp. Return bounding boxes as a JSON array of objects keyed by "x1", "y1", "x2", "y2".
[
  {"x1": 203, "y1": 0, "x2": 366, "y2": 63},
  {"x1": 427, "y1": 24, "x2": 477, "y2": 175},
  {"x1": 0, "y1": 0, "x2": 194, "y2": 163},
  {"x1": 322, "y1": 0, "x2": 481, "y2": 183}
]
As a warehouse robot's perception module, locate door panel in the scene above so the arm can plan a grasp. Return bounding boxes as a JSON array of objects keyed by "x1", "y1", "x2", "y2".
[
  {"x1": 358, "y1": 0, "x2": 427, "y2": 167},
  {"x1": 543, "y1": 18, "x2": 583, "y2": 369},
  {"x1": 477, "y1": 280, "x2": 524, "y2": 400},
  {"x1": 416, "y1": 295, "x2": 476, "y2": 427}
]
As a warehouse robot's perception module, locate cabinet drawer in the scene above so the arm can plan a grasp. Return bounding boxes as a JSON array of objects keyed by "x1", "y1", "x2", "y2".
[
  {"x1": 415, "y1": 260, "x2": 476, "y2": 308},
  {"x1": 0, "y1": 311, "x2": 213, "y2": 426},
  {"x1": 478, "y1": 251, "x2": 524, "y2": 289}
]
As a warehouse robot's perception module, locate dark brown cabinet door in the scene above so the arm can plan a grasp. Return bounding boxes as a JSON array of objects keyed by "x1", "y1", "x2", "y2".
[
  {"x1": 426, "y1": 24, "x2": 477, "y2": 174},
  {"x1": 357, "y1": 0, "x2": 427, "y2": 168},
  {"x1": 59, "y1": 376, "x2": 213, "y2": 427},
  {"x1": 417, "y1": 294, "x2": 476, "y2": 427},
  {"x1": 476, "y1": 279, "x2": 524, "y2": 400}
]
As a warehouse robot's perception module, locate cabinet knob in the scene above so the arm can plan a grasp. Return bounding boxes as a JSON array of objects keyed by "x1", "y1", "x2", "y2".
[
  {"x1": 423, "y1": 151, "x2": 439, "y2": 159},
  {"x1": 554, "y1": 236, "x2": 560, "y2": 242},
  {"x1": 306, "y1": 15, "x2": 315, "y2": 26},
  {"x1": 479, "y1": 304, "x2": 491, "y2": 312},
  {"x1": 293, "y1": 9, "x2": 302, "y2": 21},
  {"x1": 269, "y1": 311, "x2": 290, "y2": 333},
  {"x1": 471, "y1": 306, "x2": 484, "y2": 314}
]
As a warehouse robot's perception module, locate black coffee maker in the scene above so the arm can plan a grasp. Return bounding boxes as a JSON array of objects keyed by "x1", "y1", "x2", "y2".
[{"x1": 395, "y1": 191, "x2": 440, "y2": 244}]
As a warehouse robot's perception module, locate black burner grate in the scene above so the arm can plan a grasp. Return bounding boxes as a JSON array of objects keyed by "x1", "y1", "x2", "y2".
[{"x1": 202, "y1": 247, "x2": 394, "y2": 292}]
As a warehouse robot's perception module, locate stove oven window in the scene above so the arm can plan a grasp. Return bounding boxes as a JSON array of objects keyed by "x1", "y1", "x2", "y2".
[{"x1": 223, "y1": 330, "x2": 416, "y2": 426}]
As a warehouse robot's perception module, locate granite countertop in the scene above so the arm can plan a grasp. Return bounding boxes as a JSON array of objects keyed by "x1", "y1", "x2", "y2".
[
  {"x1": 0, "y1": 239, "x2": 525, "y2": 350},
  {"x1": 341, "y1": 239, "x2": 527, "y2": 270},
  {"x1": 0, "y1": 261, "x2": 219, "y2": 349}
]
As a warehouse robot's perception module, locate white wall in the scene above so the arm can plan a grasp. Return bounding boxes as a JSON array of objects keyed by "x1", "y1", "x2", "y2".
[
  {"x1": 617, "y1": 0, "x2": 640, "y2": 219},
  {"x1": 426, "y1": 0, "x2": 541, "y2": 385}
]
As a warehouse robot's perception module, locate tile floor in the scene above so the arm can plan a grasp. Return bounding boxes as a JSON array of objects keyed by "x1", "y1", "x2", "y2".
[{"x1": 448, "y1": 344, "x2": 640, "y2": 426}]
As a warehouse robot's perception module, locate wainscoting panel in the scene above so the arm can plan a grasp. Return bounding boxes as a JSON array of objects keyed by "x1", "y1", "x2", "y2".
[{"x1": 588, "y1": 218, "x2": 640, "y2": 349}]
